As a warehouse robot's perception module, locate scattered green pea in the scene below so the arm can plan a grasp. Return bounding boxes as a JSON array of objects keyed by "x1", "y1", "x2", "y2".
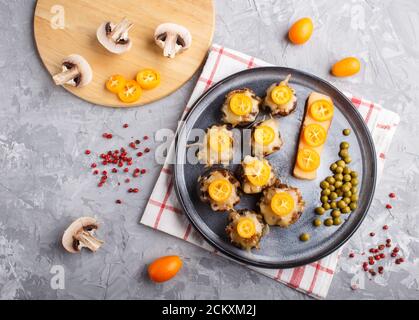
[
  {"x1": 344, "y1": 156, "x2": 352, "y2": 164},
  {"x1": 342, "y1": 185, "x2": 350, "y2": 193},
  {"x1": 344, "y1": 197, "x2": 351, "y2": 204},
  {"x1": 333, "y1": 217, "x2": 342, "y2": 225},
  {"x1": 343, "y1": 128, "x2": 351, "y2": 136},
  {"x1": 337, "y1": 200, "x2": 347, "y2": 209},
  {"x1": 313, "y1": 219, "x2": 322, "y2": 227},
  {"x1": 339, "y1": 149, "x2": 349, "y2": 158},
  {"x1": 330, "y1": 163, "x2": 338, "y2": 171},
  {"x1": 331, "y1": 209, "x2": 341, "y2": 218},
  {"x1": 344, "y1": 191, "x2": 352, "y2": 198},
  {"x1": 329, "y1": 185, "x2": 336, "y2": 192},
  {"x1": 330, "y1": 201, "x2": 337, "y2": 209},
  {"x1": 350, "y1": 171, "x2": 358, "y2": 178},
  {"x1": 352, "y1": 178, "x2": 359, "y2": 186},
  {"x1": 340, "y1": 142, "x2": 350, "y2": 149},
  {"x1": 300, "y1": 233, "x2": 310, "y2": 242},
  {"x1": 326, "y1": 176, "x2": 336, "y2": 184},
  {"x1": 337, "y1": 160, "x2": 346, "y2": 167},
  {"x1": 329, "y1": 192, "x2": 338, "y2": 200},
  {"x1": 334, "y1": 181, "x2": 343, "y2": 188},
  {"x1": 315, "y1": 207, "x2": 325, "y2": 215},
  {"x1": 334, "y1": 166, "x2": 344, "y2": 174},
  {"x1": 322, "y1": 202, "x2": 331, "y2": 210},
  {"x1": 324, "y1": 218, "x2": 334, "y2": 227},
  {"x1": 334, "y1": 173, "x2": 343, "y2": 181},
  {"x1": 342, "y1": 206, "x2": 351, "y2": 214},
  {"x1": 349, "y1": 202, "x2": 358, "y2": 210},
  {"x1": 343, "y1": 167, "x2": 351, "y2": 175},
  {"x1": 320, "y1": 181, "x2": 329, "y2": 189},
  {"x1": 321, "y1": 189, "x2": 331, "y2": 196},
  {"x1": 321, "y1": 196, "x2": 329, "y2": 203},
  {"x1": 351, "y1": 194, "x2": 359, "y2": 202}
]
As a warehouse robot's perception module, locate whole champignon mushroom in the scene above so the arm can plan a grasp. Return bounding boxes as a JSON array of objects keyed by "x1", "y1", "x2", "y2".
[
  {"x1": 62, "y1": 217, "x2": 104, "y2": 253},
  {"x1": 52, "y1": 54, "x2": 93, "y2": 88},
  {"x1": 154, "y1": 23, "x2": 192, "y2": 58},
  {"x1": 97, "y1": 17, "x2": 133, "y2": 54}
]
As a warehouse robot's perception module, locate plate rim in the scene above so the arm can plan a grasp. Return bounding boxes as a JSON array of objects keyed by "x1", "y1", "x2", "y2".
[{"x1": 174, "y1": 66, "x2": 377, "y2": 269}]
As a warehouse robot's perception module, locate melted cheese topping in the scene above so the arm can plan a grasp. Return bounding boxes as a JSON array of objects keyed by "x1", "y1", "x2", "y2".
[
  {"x1": 264, "y1": 76, "x2": 297, "y2": 116},
  {"x1": 259, "y1": 186, "x2": 304, "y2": 227},
  {"x1": 226, "y1": 210, "x2": 267, "y2": 250},
  {"x1": 197, "y1": 125, "x2": 234, "y2": 166},
  {"x1": 221, "y1": 89, "x2": 260, "y2": 127},
  {"x1": 241, "y1": 156, "x2": 276, "y2": 194},
  {"x1": 199, "y1": 170, "x2": 240, "y2": 212},
  {"x1": 251, "y1": 118, "x2": 283, "y2": 157}
]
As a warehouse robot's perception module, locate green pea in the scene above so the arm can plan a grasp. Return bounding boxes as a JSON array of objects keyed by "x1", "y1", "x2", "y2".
[
  {"x1": 349, "y1": 202, "x2": 358, "y2": 210},
  {"x1": 322, "y1": 202, "x2": 331, "y2": 210},
  {"x1": 337, "y1": 160, "x2": 346, "y2": 167},
  {"x1": 321, "y1": 196, "x2": 329, "y2": 203},
  {"x1": 313, "y1": 219, "x2": 322, "y2": 227},
  {"x1": 350, "y1": 171, "x2": 358, "y2": 178},
  {"x1": 351, "y1": 178, "x2": 359, "y2": 186},
  {"x1": 351, "y1": 187, "x2": 358, "y2": 194},
  {"x1": 340, "y1": 142, "x2": 350, "y2": 149},
  {"x1": 330, "y1": 163, "x2": 338, "y2": 171},
  {"x1": 333, "y1": 217, "x2": 342, "y2": 225},
  {"x1": 343, "y1": 174, "x2": 352, "y2": 182},
  {"x1": 339, "y1": 149, "x2": 349, "y2": 158},
  {"x1": 321, "y1": 189, "x2": 331, "y2": 196},
  {"x1": 330, "y1": 201, "x2": 337, "y2": 209},
  {"x1": 343, "y1": 167, "x2": 351, "y2": 175},
  {"x1": 329, "y1": 192, "x2": 338, "y2": 200},
  {"x1": 342, "y1": 206, "x2": 351, "y2": 214},
  {"x1": 344, "y1": 156, "x2": 352, "y2": 164},
  {"x1": 326, "y1": 176, "x2": 336, "y2": 184},
  {"x1": 329, "y1": 185, "x2": 336, "y2": 192},
  {"x1": 334, "y1": 181, "x2": 343, "y2": 189},
  {"x1": 344, "y1": 197, "x2": 351, "y2": 204},
  {"x1": 324, "y1": 218, "x2": 334, "y2": 226},
  {"x1": 343, "y1": 128, "x2": 351, "y2": 136},
  {"x1": 320, "y1": 181, "x2": 329, "y2": 189},
  {"x1": 334, "y1": 173, "x2": 343, "y2": 181},
  {"x1": 315, "y1": 207, "x2": 325, "y2": 215},
  {"x1": 300, "y1": 233, "x2": 310, "y2": 242},
  {"x1": 337, "y1": 200, "x2": 347, "y2": 209},
  {"x1": 331, "y1": 209, "x2": 341, "y2": 218},
  {"x1": 335, "y1": 166, "x2": 344, "y2": 174},
  {"x1": 344, "y1": 191, "x2": 352, "y2": 198},
  {"x1": 336, "y1": 189, "x2": 343, "y2": 197},
  {"x1": 351, "y1": 194, "x2": 359, "y2": 202},
  {"x1": 342, "y1": 185, "x2": 350, "y2": 193}
]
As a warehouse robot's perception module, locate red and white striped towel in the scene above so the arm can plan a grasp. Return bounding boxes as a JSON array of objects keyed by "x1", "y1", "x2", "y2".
[{"x1": 140, "y1": 44, "x2": 400, "y2": 299}]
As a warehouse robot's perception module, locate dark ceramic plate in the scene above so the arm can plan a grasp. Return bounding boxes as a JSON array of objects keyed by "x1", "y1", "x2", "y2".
[{"x1": 174, "y1": 67, "x2": 376, "y2": 269}]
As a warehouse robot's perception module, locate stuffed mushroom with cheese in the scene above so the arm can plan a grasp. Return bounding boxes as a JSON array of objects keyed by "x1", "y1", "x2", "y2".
[
  {"x1": 251, "y1": 118, "x2": 283, "y2": 157},
  {"x1": 225, "y1": 209, "x2": 268, "y2": 250},
  {"x1": 197, "y1": 125, "x2": 234, "y2": 166},
  {"x1": 198, "y1": 168, "x2": 240, "y2": 212},
  {"x1": 237, "y1": 156, "x2": 276, "y2": 194},
  {"x1": 258, "y1": 180, "x2": 305, "y2": 227},
  {"x1": 263, "y1": 74, "x2": 297, "y2": 116},
  {"x1": 221, "y1": 89, "x2": 261, "y2": 127}
]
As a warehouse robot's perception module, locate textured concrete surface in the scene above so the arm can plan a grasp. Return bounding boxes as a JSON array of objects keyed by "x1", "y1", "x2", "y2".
[{"x1": 0, "y1": 0, "x2": 418, "y2": 300}]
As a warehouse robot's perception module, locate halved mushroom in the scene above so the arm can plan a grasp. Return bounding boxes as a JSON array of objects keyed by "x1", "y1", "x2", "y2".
[
  {"x1": 52, "y1": 54, "x2": 92, "y2": 88},
  {"x1": 62, "y1": 217, "x2": 104, "y2": 253},
  {"x1": 154, "y1": 23, "x2": 192, "y2": 58},
  {"x1": 97, "y1": 17, "x2": 133, "y2": 54}
]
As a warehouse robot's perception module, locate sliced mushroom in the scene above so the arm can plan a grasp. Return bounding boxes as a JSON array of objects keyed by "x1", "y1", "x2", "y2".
[
  {"x1": 97, "y1": 17, "x2": 133, "y2": 54},
  {"x1": 52, "y1": 54, "x2": 92, "y2": 88},
  {"x1": 62, "y1": 217, "x2": 104, "y2": 253},
  {"x1": 154, "y1": 23, "x2": 192, "y2": 58}
]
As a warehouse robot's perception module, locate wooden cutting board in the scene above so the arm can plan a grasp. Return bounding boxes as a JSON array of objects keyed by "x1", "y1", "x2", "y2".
[{"x1": 34, "y1": 0, "x2": 214, "y2": 107}]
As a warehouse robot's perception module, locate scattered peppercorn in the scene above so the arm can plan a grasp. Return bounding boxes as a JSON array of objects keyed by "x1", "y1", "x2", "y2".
[
  {"x1": 85, "y1": 150, "x2": 91, "y2": 155},
  {"x1": 369, "y1": 232, "x2": 375, "y2": 237},
  {"x1": 386, "y1": 204, "x2": 392, "y2": 209},
  {"x1": 123, "y1": 124, "x2": 129, "y2": 128},
  {"x1": 383, "y1": 225, "x2": 389, "y2": 230},
  {"x1": 116, "y1": 199, "x2": 122, "y2": 204},
  {"x1": 389, "y1": 192, "x2": 396, "y2": 198}
]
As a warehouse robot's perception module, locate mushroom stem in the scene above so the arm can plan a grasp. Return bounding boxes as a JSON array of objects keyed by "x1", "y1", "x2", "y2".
[
  {"x1": 53, "y1": 67, "x2": 80, "y2": 85},
  {"x1": 163, "y1": 34, "x2": 178, "y2": 58},
  {"x1": 74, "y1": 230, "x2": 104, "y2": 252},
  {"x1": 110, "y1": 17, "x2": 133, "y2": 42}
]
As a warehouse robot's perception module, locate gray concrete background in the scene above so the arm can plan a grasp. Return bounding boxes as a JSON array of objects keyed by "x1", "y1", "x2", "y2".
[{"x1": 0, "y1": 0, "x2": 418, "y2": 299}]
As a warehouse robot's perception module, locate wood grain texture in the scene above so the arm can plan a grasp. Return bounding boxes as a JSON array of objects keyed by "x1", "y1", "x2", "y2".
[{"x1": 34, "y1": 0, "x2": 214, "y2": 107}]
